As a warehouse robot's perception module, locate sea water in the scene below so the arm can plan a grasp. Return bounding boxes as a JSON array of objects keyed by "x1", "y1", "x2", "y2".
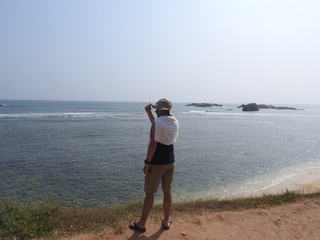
[{"x1": 1, "y1": 100, "x2": 320, "y2": 206}]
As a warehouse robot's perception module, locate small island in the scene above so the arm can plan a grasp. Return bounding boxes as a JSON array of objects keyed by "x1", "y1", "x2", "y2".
[
  {"x1": 238, "y1": 103, "x2": 301, "y2": 111},
  {"x1": 186, "y1": 103, "x2": 223, "y2": 107},
  {"x1": 257, "y1": 104, "x2": 300, "y2": 110}
]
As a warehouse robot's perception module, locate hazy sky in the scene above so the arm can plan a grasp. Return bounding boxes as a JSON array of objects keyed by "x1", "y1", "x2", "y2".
[{"x1": 1, "y1": 0, "x2": 319, "y2": 104}]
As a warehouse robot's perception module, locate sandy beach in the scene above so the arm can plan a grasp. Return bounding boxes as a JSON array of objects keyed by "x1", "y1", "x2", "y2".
[{"x1": 49, "y1": 168, "x2": 320, "y2": 240}]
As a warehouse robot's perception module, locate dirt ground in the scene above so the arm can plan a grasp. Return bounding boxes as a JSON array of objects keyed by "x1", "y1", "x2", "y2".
[{"x1": 52, "y1": 197, "x2": 320, "y2": 240}]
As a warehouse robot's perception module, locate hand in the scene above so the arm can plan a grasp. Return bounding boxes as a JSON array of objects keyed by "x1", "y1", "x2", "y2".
[
  {"x1": 143, "y1": 164, "x2": 150, "y2": 175},
  {"x1": 145, "y1": 104, "x2": 152, "y2": 113}
]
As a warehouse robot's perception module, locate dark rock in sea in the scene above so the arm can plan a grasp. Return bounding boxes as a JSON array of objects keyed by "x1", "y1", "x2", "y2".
[
  {"x1": 186, "y1": 103, "x2": 223, "y2": 107},
  {"x1": 258, "y1": 104, "x2": 299, "y2": 110},
  {"x1": 238, "y1": 103, "x2": 259, "y2": 111},
  {"x1": 0, "y1": 104, "x2": 4, "y2": 107}
]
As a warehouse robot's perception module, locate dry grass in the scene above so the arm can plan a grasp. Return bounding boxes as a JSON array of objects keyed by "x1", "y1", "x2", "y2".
[
  {"x1": 173, "y1": 190, "x2": 312, "y2": 213},
  {"x1": 55, "y1": 200, "x2": 145, "y2": 235}
]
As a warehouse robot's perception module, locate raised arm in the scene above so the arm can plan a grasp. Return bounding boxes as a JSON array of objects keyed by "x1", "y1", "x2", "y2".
[{"x1": 145, "y1": 104, "x2": 155, "y2": 124}]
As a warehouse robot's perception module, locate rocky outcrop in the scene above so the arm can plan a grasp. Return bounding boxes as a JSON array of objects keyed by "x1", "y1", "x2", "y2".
[
  {"x1": 186, "y1": 103, "x2": 222, "y2": 107},
  {"x1": 238, "y1": 103, "x2": 259, "y2": 111},
  {"x1": 258, "y1": 104, "x2": 299, "y2": 110}
]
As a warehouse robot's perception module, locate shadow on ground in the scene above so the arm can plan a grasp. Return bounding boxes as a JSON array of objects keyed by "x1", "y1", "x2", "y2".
[{"x1": 127, "y1": 228, "x2": 164, "y2": 240}]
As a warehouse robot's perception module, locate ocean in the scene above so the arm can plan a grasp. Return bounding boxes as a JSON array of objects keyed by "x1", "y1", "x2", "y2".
[{"x1": 1, "y1": 100, "x2": 320, "y2": 206}]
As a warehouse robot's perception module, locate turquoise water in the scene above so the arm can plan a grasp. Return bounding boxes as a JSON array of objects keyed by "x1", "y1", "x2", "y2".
[{"x1": 1, "y1": 100, "x2": 320, "y2": 206}]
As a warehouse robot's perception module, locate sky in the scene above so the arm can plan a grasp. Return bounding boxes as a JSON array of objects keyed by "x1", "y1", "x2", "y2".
[{"x1": 1, "y1": 0, "x2": 320, "y2": 104}]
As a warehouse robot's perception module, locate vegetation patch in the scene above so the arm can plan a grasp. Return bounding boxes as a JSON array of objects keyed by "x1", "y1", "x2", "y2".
[{"x1": 0, "y1": 199, "x2": 59, "y2": 239}]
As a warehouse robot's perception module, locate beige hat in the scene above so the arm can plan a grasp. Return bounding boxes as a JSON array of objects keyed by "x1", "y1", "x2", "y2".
[{"x1": 151, "y1": 98, "x2": 172, "y2": 111}]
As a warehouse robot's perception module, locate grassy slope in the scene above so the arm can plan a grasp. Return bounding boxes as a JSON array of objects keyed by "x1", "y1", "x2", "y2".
[{"x1": 1, "y1": 191, "x2": 320, "y2": 239}]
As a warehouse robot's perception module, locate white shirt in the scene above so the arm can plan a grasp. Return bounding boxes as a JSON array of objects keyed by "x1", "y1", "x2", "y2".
[{"x1": 154, "y1": 115, "x2": 179, "y2": 145}]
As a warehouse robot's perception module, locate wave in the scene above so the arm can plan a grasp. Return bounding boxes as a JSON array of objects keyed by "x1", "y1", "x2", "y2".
[{"x1": 0, "y1": 112, "x2": 141, "y2": 119}]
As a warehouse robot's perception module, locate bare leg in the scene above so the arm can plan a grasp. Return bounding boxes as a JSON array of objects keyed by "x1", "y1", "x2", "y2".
[
  {"x1": 137, "y1": 192, "x2": 154, "y2": 228},
  {"x1": 163, "y1": 190, "x2": 172, "y2": 225}
]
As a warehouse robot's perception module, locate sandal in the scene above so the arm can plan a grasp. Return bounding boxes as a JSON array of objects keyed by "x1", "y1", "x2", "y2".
[
  {"x1": 129, "y1": 221, "x2": 146, "y2": 233},
  {"x1": 161, "y1": 219, "x2": 172, "y2": 230}
]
